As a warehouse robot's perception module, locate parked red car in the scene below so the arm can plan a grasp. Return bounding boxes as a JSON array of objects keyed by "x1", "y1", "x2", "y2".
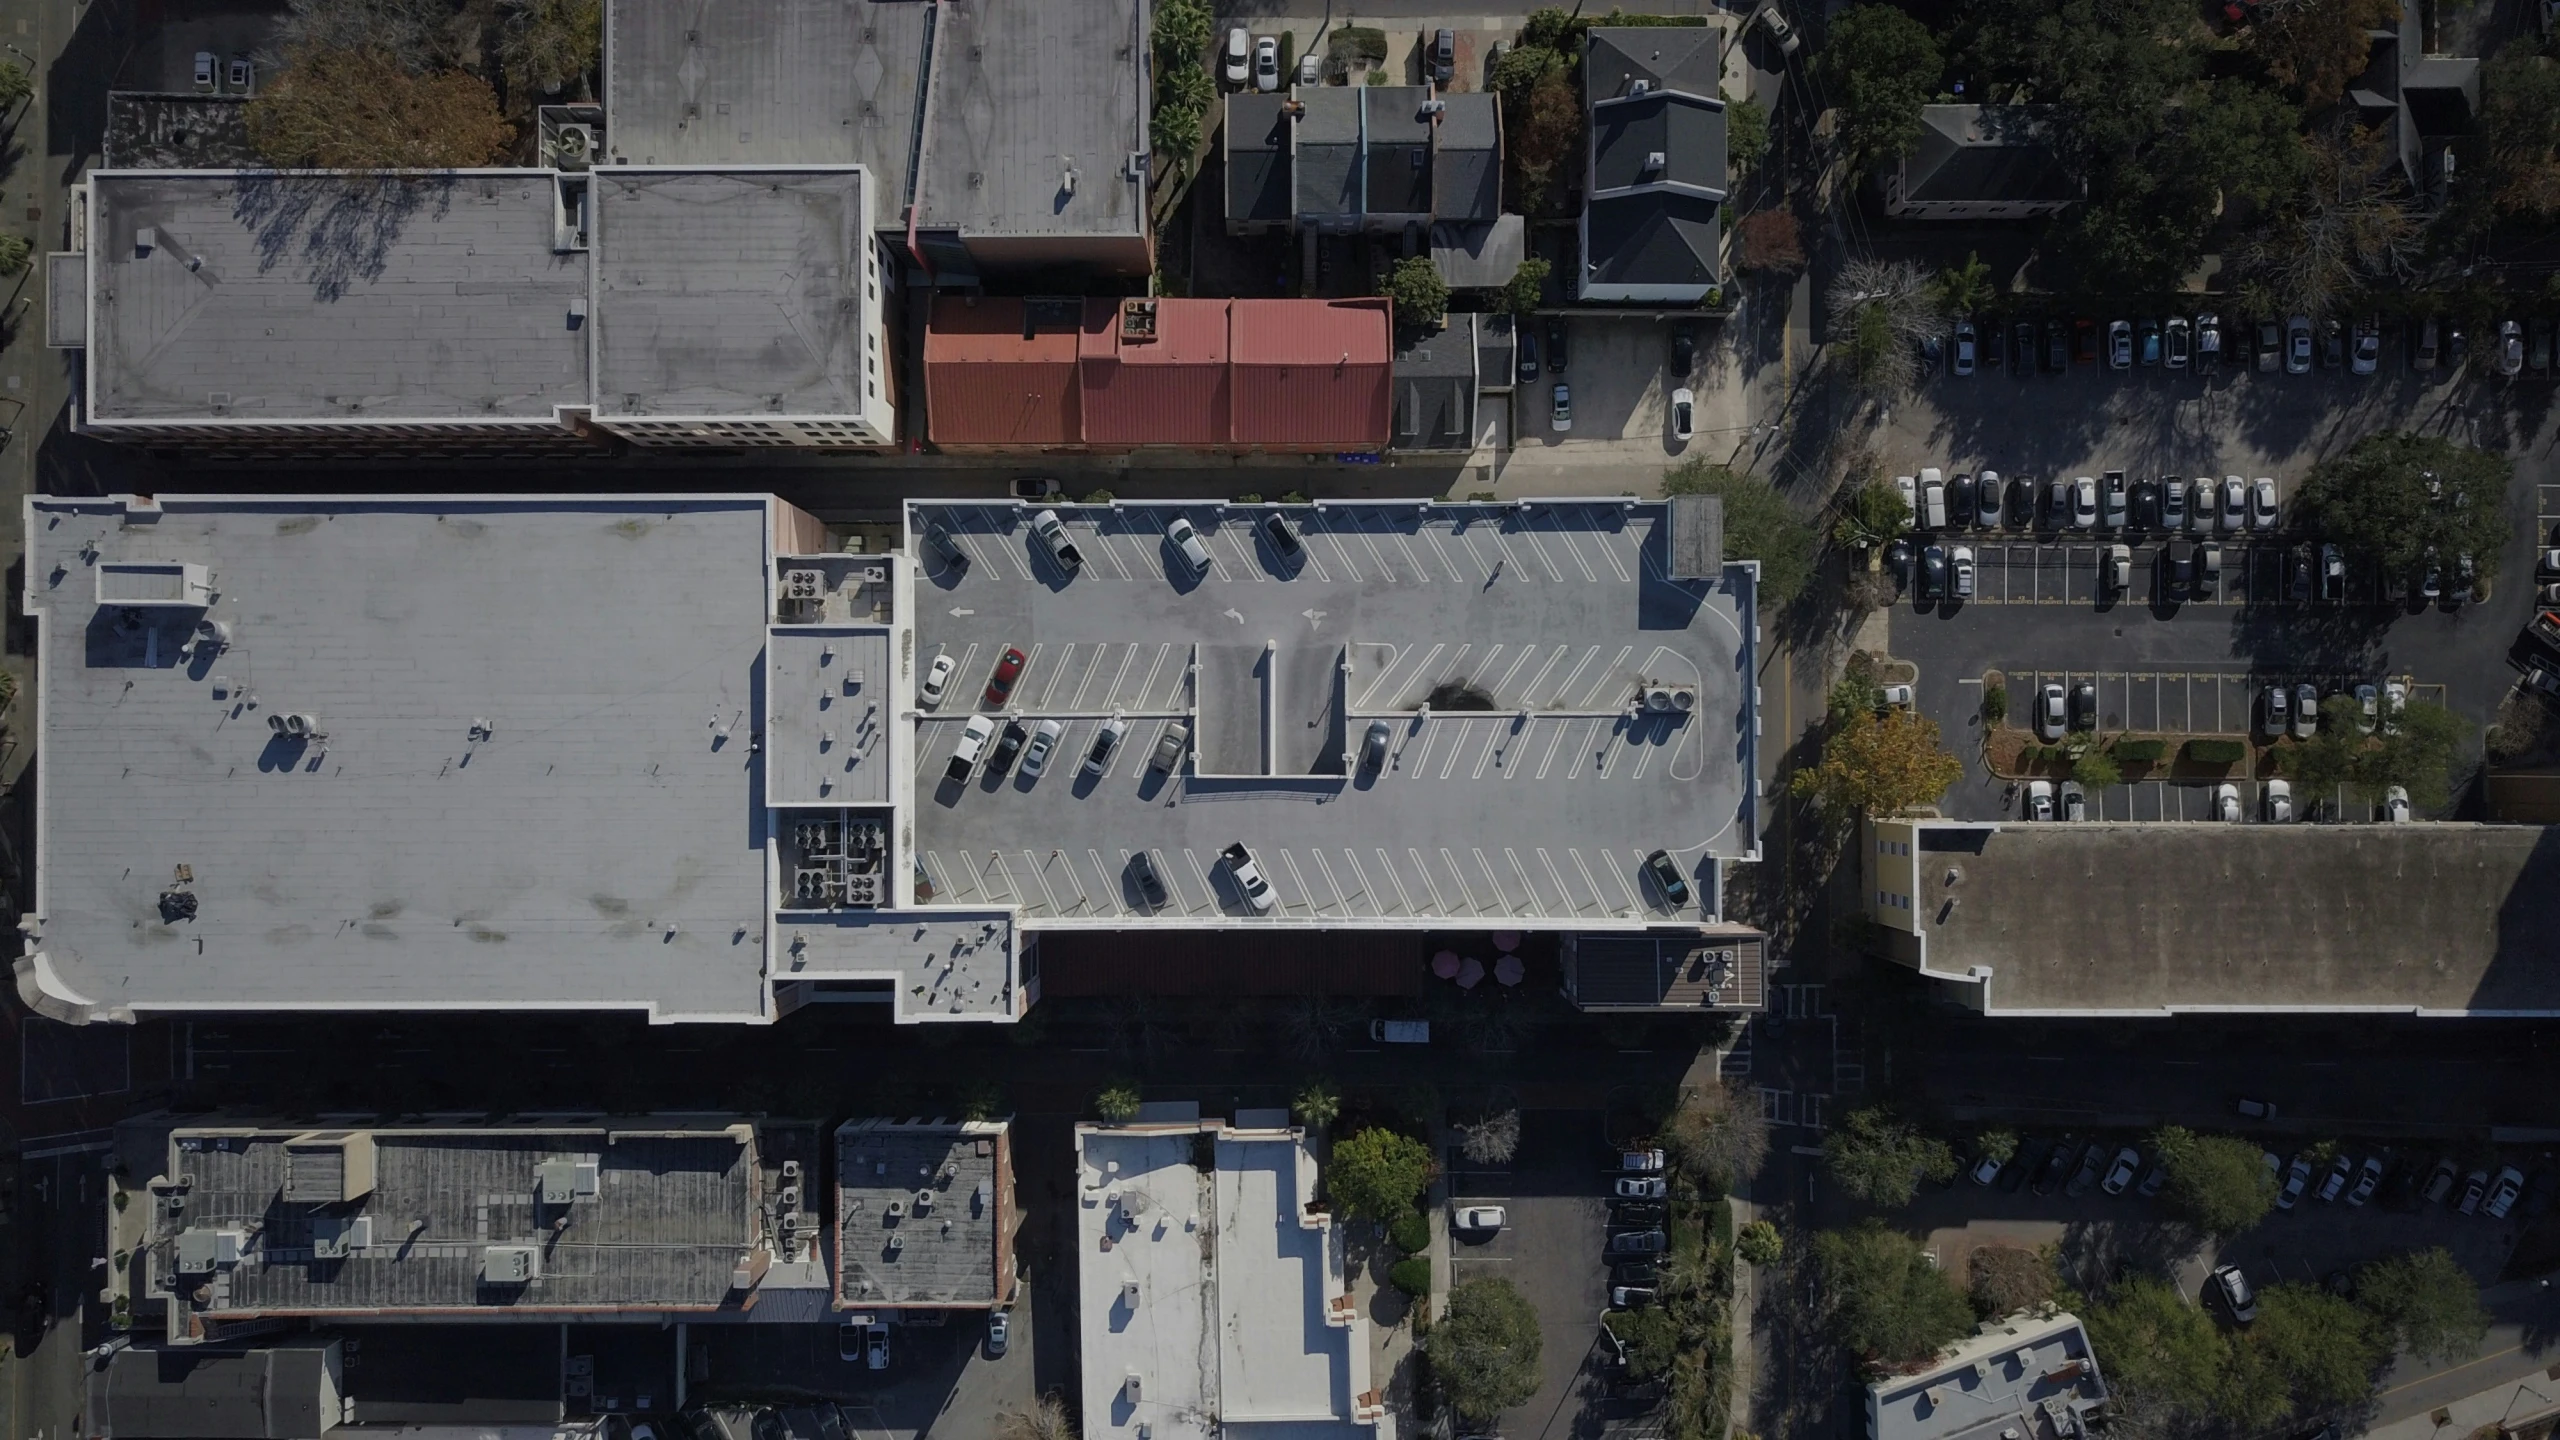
[{"x1": 983, "y1": 647, "x2": 1027, "y2": 706}]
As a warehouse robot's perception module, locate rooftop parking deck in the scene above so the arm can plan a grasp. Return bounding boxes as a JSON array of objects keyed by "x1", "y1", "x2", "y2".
[{"x1": 904, "y1": 500, "x2": 1758, "y2": 929}]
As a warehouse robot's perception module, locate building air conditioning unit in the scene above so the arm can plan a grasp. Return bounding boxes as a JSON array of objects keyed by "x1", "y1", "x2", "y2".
[
  {"x1": 310, "y1": 1215, "x2": 374, "y2": 1260},
  {"x1": 174, "y1": 1227, "x2": 248, "y2": 1273},
  {"x1": 1643, "y1": 686, "x2": 1675, "y2": 711},
  {"x1": 782, "y1": 569, "x2": 825, "y2": 600},
  {"x1": 554, "y1": 124, "x2": 596, "y2": 172},
  {"x1": 482, "y1": 1243, "x2": 542, "y2": 1283}
]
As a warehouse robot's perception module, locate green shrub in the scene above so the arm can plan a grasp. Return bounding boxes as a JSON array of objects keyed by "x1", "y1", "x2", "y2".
[
  {"x1": 1331, "y1": 24, "x2": 1389, "y2": 62},
  {"x1": 1981, "y1": 683, "x2": 2008, "y2": 724},
  {"x1": 2115, "y1": 739, "x2": 2167, "y2": 763},
  {"x1": 1389, "y1": 1255, "x2": 1432, "y2": 1295},
  {"x1": 1094, "y1": 1081, "x2": 1143, "y2": 1123},
  {"x1": 1736, "y1": 1219, "x2": 1783, "y2": 1266},
  {"x1": 1281, "y1": 490, "x2": 1310, "y2": 504},
  {"x1": 1238, "y1": 492, "x2": 1265, "y2": 504},
  {"x1": 1389, "y1": 1207, "x2": 1432, "y2": 1254},
  {"x1": 2186, "y1": 738, "x2": 2247, "y2": 765},
  {"x1": 1081, "y1": 488, "x2": 1116, "y2": 504}
]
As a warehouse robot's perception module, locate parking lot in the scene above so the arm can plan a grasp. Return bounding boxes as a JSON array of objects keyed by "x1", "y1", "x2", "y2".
[
  {"x1": 2000, "y1": 666, "x2": 2445, "y2": 736},
  {"x1": 1445, "y1": 1110, "x2": 1623, "y2": 1436},
  {"x1": 906, "y1": 500, "x2": 1756, "y2": 926}
]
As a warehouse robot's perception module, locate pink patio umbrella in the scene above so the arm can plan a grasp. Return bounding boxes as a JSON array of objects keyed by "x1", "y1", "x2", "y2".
[
  {"x1": 1432, "y1": 950, "x2": 1463, "y2": 980},
  {"x1": 1491, "y1": 931, "x2": 1523, "y2": 952}
]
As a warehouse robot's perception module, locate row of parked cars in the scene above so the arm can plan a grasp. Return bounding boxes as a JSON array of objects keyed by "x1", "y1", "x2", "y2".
[
  {"x1": 1604, "y1": 1147, "x2": 1672, "y2": 1307},
  {"x1": 1940, "y1": 312, "x2": 2521, "y2": 378},
  {"x1": 1895, "y1": 468, "x2": 2279, "y2": 535}
]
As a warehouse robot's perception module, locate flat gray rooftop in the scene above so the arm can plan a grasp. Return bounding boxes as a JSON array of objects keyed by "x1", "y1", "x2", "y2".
[
  {"x1": 1915, "y1": 823, "x2": 2560, "y2": 1015},
  {"x1": 602, "y1": 0, "x2": 1143, "y2": 243},
  {"x1": 592, "y1": 169, "x2": 871, "y2": 420},
  {"x1": 22, "y1": 495, "x2": 775, "y2": 1023},
  {"x1": 151, "y1": 1124, "x2": 757, "y2": 1315},
  {"x1": 87, "y1": 172, "x2": 589, "y2": 424},
  {"x1": 768, "y1": 628, "x2": 894, "y2": 806},
  {"x1": 834, "y1": 1120, "x2": 1008, "y2": 1307},
  {"x1": 904, "y1": 501, "x2": 1757, "y2": 929}
]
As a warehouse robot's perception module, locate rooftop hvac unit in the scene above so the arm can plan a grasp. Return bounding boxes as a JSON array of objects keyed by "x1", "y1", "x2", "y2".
[
  {"x1": 885, "y1": 1232, "x2": 903, "y2": 1254},
  {"x1": 554, "y1": 123, "x2": 596, "y2": 171},
  {"x1": 1120, "y1": 1279, "x2": 1140, "y2": 1307},
  {"x1": 1629, "y1": 79, "x2": 1650, "y2": 95},
  {"x1": 857, "y1": 564, "x2": 888, "y2": 585},
  {"x1": 1644, "y1": 687, "x2": 1675, "y2": 712},
  {"x1": 174, "y1": 1227, "x2": 247, "y2": 1273},
  {"x1": 1643, "y1": 150, "x2": 1666, "y2": 172},
  {"x1": 1120, "y1": 299, "x2": 1158, "y2": 341},
  {"x1": 1124, "y1": 1371, "x2": 1143, "y2": 1403},
  {"x1": 913, "y1": 1188, "x2": 936, "y2": 1212},
  {"x1": 1670, "y1": 686, "x2": 1697, "y2": 711},
  {"x1": 779, "y1": 1183, "x2": 801, "y2": 1212},
  {"x1": 782, "y1": 569, "x2": 825, "y2": 600},
  {"x1": 781, "y1": 1160, "x2": 802, "y2": 1181},
  {"x1": 310, "y1": 1215, "x2": 374, "y2": 1260},
  {"x1": 482, "y1": 1243, "x2": 542, "y2": 1283}
]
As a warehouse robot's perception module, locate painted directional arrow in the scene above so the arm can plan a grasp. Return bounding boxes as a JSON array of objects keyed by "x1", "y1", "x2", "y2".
[
  {"x1": 1302, "y1": 608, "x2": 1327, "y2": 630},
  {"x1": 950, "y1": 607, "x2": 975, "y2": 617},
  {"x1": 1223, "y1": 607, "x2": 1246, "y2": 625}
]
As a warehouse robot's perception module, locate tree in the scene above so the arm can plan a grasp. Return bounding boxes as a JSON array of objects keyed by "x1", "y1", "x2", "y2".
[
  {"x1": 1964, "y1": 0, "x2": 2202, "y2": 165},
  {"x1": 1792, "y1": 709, "x2": 1966, "y2": 825},
  {"x1": 2240, "y1": 119, "x2": 2420, "y2": 319},
  {"x1": 1510, "y1": 71, "x2": 1583, "y2": 211},
  {"x1": 1424, "y1": 1278, "x2": 1544, "y2": 1425},
  {"x1": 1822, "y1": 6, "x2": 1943, "y2": 168},
  {"x1": 247, "y1": 47, "x2": 512, "y2": 168},
  {"x1": 1738, "y1": 209, "x2": 1806, "y2": 273},
  {"x1": 2365, "y1": 700, "x2": 2471, "y2": 811},
  {"x1": 1457, "y1": 1109, "x2": 1522, "y2": 1166},
  {"x1": 500, "y1": 0, "x2": 601, "y2": 99},
  {"x1": 2478, "y1": 51, "x2": 2560, "y2": 216},
  {"x1": 2071, "y1": 747, "x2": 2121, "y2": 790},
  {"x1": 1094, "y1": 1081, "x2": 1143, "y2": 1123},
  {"x1": 1812, "y1": 1221, "x2": 1975, "y2": 1366},
  {"x1": 1968, "y1": 1244, "x2": 2058, "y2": 1318},
  {"x1": 2281, "y1": 696, "x2": 2368, "y2": 810},
  {"x1": 1726, "y1": 93, "x2": 1771, "y2": 175},
  {"x1": 2248, "y1": 1283, "x2": 2386, "y2": 1411},
  {"x1": 2150, "y1": 1125, "x2": 2276, "y2": 1234},
  {"x1": 1150, "y1": 99, "x2": 1203, "y2": 162},
  {"x1": 1821, "y1": 1107, "x2": 1957, "y2": 1208},
  {"x1": 996, "y1": 1393, "x2": 1078, "y2": 1440},
  {"x1": 1737, "y1": 1219, "x2": 1784, "y2": 1266},
  {"x1": 2083, "y1": 1273, "x2": 2232, "y2": 1416},
  {"x1": 1501, "y1": 255, "x2": 1550, "y2": 315},
  {"x1": 2357, "y1": 1248, "x2": 2489, "y2": 1364},
  {"x1": 1833, "y1": 478, "x2": 1913, "y2": 553},
  {"x1": 1663, "y1": 1079, "x2": 1771, "y2": 1192},
  {"x1": 1326, "y1": 1127, "x2": 1435, "y2": 1221},
  {"x1": 1611, "y1": 1302, "x2": 1680, "y2": 1380},
  {"x1": 2247, "y1": 0, "x2": 2400, "y2": 111},
  {"x1": 1151, "y1": 0, "x2": 1212, "y2": 64},
  {"x1": 276, "y1": 0, "x2": 465, "y2": 73},
  {"x1": 1383, "y1": 255, "x2": 1449, "y2": 327},
  {"x1": 1829, "y1": 671, "x2": 1887, "y2": 726},
  {"x1": 1934, "y1": 251, "x2": 1997, "y2": 317},
  {"x1": 1659, "y1": 461, "x2": 1816, "y2": 606},
  {"x1": 0, "y1": 62, "x2": 30, "y2": 111},
  {"x1": 1292, "y1": 1079, "x2": 1341, "y2": 1131},
  {"x1": 1826, "y1": 258, "x2": 1939, "y2": 396},
  {"x1": 0, "y1": 234, "x2": 29, "y2": 278},
  {"x1": 1977, "y1": 1128, "x2": 2019, "y2": 1166},
  {"x1": 2295, "y1": 432, "x2": 2514, "y2": 582}
]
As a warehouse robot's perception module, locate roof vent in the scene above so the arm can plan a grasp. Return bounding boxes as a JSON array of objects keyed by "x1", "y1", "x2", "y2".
[
  {"x1": 310, "y1": 1215, "x2": 374, "y2": 1260},
  {"x1": 1629, "y1": 79, "x2": 1650, "y2": 95},
  {"x1": 96, "y1": 560, "x2": 212, "y2": 609},
  {"x1": 1121, "y1": 1279, "x2": 1140, "y2": 1307},
  {"x1": 1644, "y1": 150, "x2": 1666, "y2": 173},
  {"x1": 1124, "y1": 1370, "x2": 1143, "y2": 1402},
  {"x1": 174, "y1": 1226, "x2": 246, "y2": 1273}
]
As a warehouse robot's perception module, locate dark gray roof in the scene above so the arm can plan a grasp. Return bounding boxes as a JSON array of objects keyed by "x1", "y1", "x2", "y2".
[
  {"x1": 1434, "y1": 93, "x2": 1502, "y2": 223},
  {"x1": 1365, "y1": 87, "x2": 1436, "y2": 216},
  {"x1": 87, "y1": 172, "x2": 589, "y2": 425},
  {"x1": 1585, "y1": 193, "x2": 1721, "y2": 288},
  {"x1": 1565, "y1": 930, "x2": 1764, "y2": 1010},
  {"x1": 1392, "y1": 315, "x2": 1476, "y2": 450},
  {"x1": 1585, "y1": 25, "x2": 1721, "y2": 100},
  {"x1": 1667, "y1": 494, "x2": 1724, "y2": 578},
  {"x1": 1225, "y1": 95, "x2": 1293, "y2": 225},
  {"x1": 835, "y1": 1119, "x2": 1009, "y2": 1307},
  {"x1": 1591, "y1": 92, "x2": 1727, "y2": 195},
  {"x1": 1295, "y1": 88, "x2": 1363, "y2": 219},
  {"x1": 1900, "y1": 106, "x2": 2078, "y2": 207},
  {"x1": 103, "y1": 94, "x2": 258, "y2": 169},
  {"x1": 149, "y1": 1123, "x2": 761, "y2": 1317},
  {"x1": 91, "y1": 1341, "x2": 337, "y2": 1439},
  {"x1": 1431, "y1": 215, "x2": 1525, "y2": 289},
  {"x1": 603, "y1": 0, "x2": 1144, "y2": 244},
  {"x1": 592, "y1": 168, "x2": 871, "y2": 421}
]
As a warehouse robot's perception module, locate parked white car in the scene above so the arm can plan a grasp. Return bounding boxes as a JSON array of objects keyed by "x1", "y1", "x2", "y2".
[
  {"x1": 919, "y1": 654, "x2": 955, "y2": 709},
  {"x1": 1669, "y1": 387, "x2": 1694, "y2": 442}
]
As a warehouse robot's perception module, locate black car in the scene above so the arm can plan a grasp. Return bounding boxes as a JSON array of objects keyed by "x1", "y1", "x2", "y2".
[
  {"x1": 2321, "y1": 318, "x2": 2345, "y2": 369},
  {"x1": 2044, "y1": 319, "x2": 2069, "y2": 373},
  {"x1": 1643, "y1": 849, "x2": 1690, "y2": 905},
  {"x1": 2032, "y1": 1137, "x2": 2078, "y2": 1195},
  {"x1": 1612, "y1": 1262, "x2": 1660, "y2": 1287},
  {"x1": 1261, "y1": 512, "x2": 1304, "y2": 562},
  {"x1": 1999, "y1": 1139, "x2": 2043, "y2": 1192},
  {"x1": 1546, "y1": 317, "x2": 1569, "y2": 373},
  {"x1": 2130, "y1": 479, "x2": 2157, "y2": 530},
  {"x1": 2012, "y1": 321, "x2": 2036, "y2": 374},
  {"x1": 1669, "y1": 326, "x2": 1695, "y2": 379},
  {"x1": 1517, "y1": 329, "x2": 1539, "y2": 382},
  {"x1": 2045, "y1": 478, "x2": 2071, "y2": 528},
  {"x1": 2069, "y1": 682, "x2": 2097, "y2": 730},
  {"x1": 2289, "y1": 548, "x2": 2312, "y2": 602},
  {"x1": 1885, "y1": 537, "x2": 1913, "y2": 583},
  {"x1": 1129, "y1": 850, "x2": 1168, "y2": 906},
  {"x1": 1613, "y1": 1202, "x2": 1667, "y2": 1225},
  {"x1": 1920, "y1": 543, "x2": 1947, "y2": 600},
  {"x1": 988, "y1": 718, "x2": 1029, "y2": 773},
  {"x1": 1950, "y1": 472, "x2": 1977, "y2": 526}
]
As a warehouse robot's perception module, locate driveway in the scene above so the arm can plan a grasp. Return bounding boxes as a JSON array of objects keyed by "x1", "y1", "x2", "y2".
[{"x1": 1447, "y1": 1108, "x2": 1616, "y2": 1439}]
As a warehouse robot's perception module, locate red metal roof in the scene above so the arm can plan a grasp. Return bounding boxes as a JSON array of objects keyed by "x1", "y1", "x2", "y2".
[
  {"x1": 924, "y1": 297, "x2": 1078, "y2": 446},
  {"x1": 923, "y1": 296, "x2": 1392, "y2": 451},
  {"x1": 1230, "y1": 299, "x2": 1392, "y2": 448}
]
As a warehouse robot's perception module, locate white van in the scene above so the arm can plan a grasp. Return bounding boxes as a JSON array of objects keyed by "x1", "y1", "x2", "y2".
[{"x1": 1918, "y1": 466, "x2": 1947, "y2": 530}]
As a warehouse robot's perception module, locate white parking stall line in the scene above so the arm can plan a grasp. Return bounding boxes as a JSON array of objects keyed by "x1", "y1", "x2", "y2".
[
  {"x1": 1068, "y1": 645, "x2": 1113, "y2": 710},
  {"x1": 1385, "y1": 521, "x2": 1434, "y2": 582},
  {"x1": 949, "y1": 525, "x2": 1008, "y2": 580},
  {"x1": 1536, "y1": 516, "x2": 1598, "y2": 583},
  {"x1": 1629, "y1": 726, "x2": 1663, "y2": 780},
  {"x1": 1026, "y1": 643, "x2": 1069, "y2": 708},
  {"x1": 1137, "y1": 848, "x2": 1186, "y2": 913},
  {"x1": 1569, "y1": 849, "x2": 1610, "y2": 915},
  {"x1": 1278, "y1": 849, "x2": 1321, "y2": 916},
  {"x1": 1549, "y1": 513, "x2": 1614, "y2": 582},
  {"x1": 1293, "y1": 536, "x2": 1333, "y2": 583},
  {"x1": 1450, "y1": 525, "x2": 1501, "y2": 582},
  {"x1": 1181, "y1": 849, "x2": 1219, "y2": 917},
  {"x1": 983, "y1": 851, "x2": 1025, "y2": 908},
  {"x1": 1504, "y1": 849, "x2": 1547, "y2": 914},
  {"x1": 1086, "y1": 849, "x2": 1128, "y2": 917},
  {"x1": 1570, "y1": 718, "x2": 1606, "y2": 775},
  {"x1": 1084, "y1": 521, "x2": 1134, "y2": 580},
  {"x1": 1615, "y1": 850, "x2": 1653, "y2": 913},
  {"x1": 1373, "y1": 848, "x2": 1421, "y2": 915},
  {"x1": 1549, "y1": 646, "x2": 1601, "y2": 707},
  {"x1": 1336, "y1": 850, "x2": 1379, "y2": 918},
  {"x1": 958, "y1": 512, "x2": 1038, "y2": 582},
  {"x1": 1471, "y1": 722, "x2": 1503, "y2": 779},
  {"x1": 1489, "y1": 646, "x2": 1537, "y2": 703},
  {"x1": 1420, "y1": 525, "x2": 1468, "y2": 583},
  {"x1": 1437, "y1": 719, "x2": 1473, "y2": 779},
  {"x1": 1439, "y1": 848, "x2": 1484, "y2": 914},
  {"x1": 1511, "y1": 522, "x2": 1569, "y2": 582},
  {"x1": 1319, "y1": 530, "x2": 1366, "y2": 583},
  {"x1": 1406, "y1": 715, "x2": 1445, "y2": 776},
  {"x1": 1536, "y1": 850, "x2": 1587, "y2": 916},
  {"x1": 1018, "y1": 850, "x2": 1068, "y2": 917},
  {"x1": 1215, "y1": 527, "x2": 1268, "y2": 582},
  {"x1": 1310, "y1": 849, "x2": 1356, "y2": 916},
  {"x1": 1351, "y1": 644, "x2": 1416, "y2": 713},
  {"x1": 1577, "y1": 646, "x2": 1636, "y2": 708},
  {"x1": 920, "y1": 850, "x2": 962, "y2": 903},
  {"x1": 1533, "y1": 719, "x2": 1570, "y2": 780},
  {"x1": 1351, "y1": 513, "x2": 1403, "y2": 581},
  {"x1": 1427, "y1": 643, "x2": 1476, "y2": 696},
  {"x1": 1188, "y1": 516, "x2": 1238, "y2": 584},
  {"x1": 1594, "y1": 721, "x2": 1627, "y2": 779},
  {"x1": 1123, "y1": 644, "x2": 1170, "y2": 712},
  {"x1": 1519, "y1": 646, "x2": 1570, "y2": 708},
  {"x1": 1470, "y1": 848, "x2": 1510, "y2": 913},
  {"x1": 1405, "y1": 848, "x2": 1452, "y2": 914}
]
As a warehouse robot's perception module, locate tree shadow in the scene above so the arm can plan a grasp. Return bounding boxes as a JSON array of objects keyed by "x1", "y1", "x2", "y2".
[{"x1": 229, "y1": 171, "x2": 453, "y2": 302}]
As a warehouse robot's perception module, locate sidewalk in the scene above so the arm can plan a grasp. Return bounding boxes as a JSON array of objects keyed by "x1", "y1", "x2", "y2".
[{"x1": 2366, "y1": 1370, "x2": 2560, "y2": 1440}]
